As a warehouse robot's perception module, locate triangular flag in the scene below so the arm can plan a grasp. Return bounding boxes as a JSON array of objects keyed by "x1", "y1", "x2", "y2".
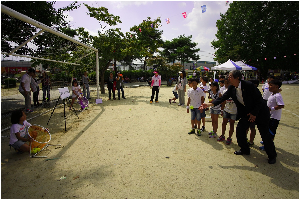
[{"x1": 182, "y1": 12, "x2": 187, "y2": 18}]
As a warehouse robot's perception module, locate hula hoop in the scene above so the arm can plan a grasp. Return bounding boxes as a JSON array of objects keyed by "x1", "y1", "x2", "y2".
[{"x1": 28, "y1": 125, "x2": 51, "y2": 144}]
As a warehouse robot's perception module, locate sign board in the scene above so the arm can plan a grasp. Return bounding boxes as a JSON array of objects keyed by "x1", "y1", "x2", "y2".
[{"x1": 58, "y1": 87, "x2": 70, "y2": 100}]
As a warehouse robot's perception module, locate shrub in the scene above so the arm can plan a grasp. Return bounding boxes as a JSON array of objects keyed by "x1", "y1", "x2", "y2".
[{"x1": 3, "y1": 78, "x2": 17, "y2": 88}]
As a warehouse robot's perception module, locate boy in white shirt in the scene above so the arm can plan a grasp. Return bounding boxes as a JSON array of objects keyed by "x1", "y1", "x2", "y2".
[
  {"x1": 260, "y1": 79, "x2": 284, "y2": 150},
  {"x1": 169, "y1": 84, "x2": 178, "y2": 104},
  {"x1": 199, "y1": 77, "x2": 209, "y2": 131},
  {"x1": 187, "y1": 78, "x2": 205, "y2": 136},
  {"x1": 262, "y1": 75, "x2": 274, "y2": 102}
]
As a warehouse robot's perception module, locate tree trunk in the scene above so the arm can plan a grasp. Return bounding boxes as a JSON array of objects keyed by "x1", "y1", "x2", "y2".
[{"x1": 114, "y1": 59, "x2": 117, "y2": 74}]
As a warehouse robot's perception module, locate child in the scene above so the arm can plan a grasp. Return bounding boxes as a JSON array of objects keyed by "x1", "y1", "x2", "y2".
[
  {"x1": 218, "y1": 78, "x2": 237, "y2": 144},
  {"x1": 169, "y1": 84, "x2": 178, "y2": 104},
  {"x1": 150, "y1": 71, "x2": 161, "y2": 103},
  {"x1": 208, "y1": 81, "x2": 222, "y2": 138},
  {"x1": 260, "y1": 79, "x2": 284, "y2": 150},
  {"x1": 262, "y1": 75, "x2": 275, "y2": 102},
  {"x1": 219, "y1": 80, "x2": 225, "y2": 95},
  {"x1": 70, "y1": 79, "x2": 83, "y2": 109},
  {"x1": 186, "y1": 78, "x2": 205, "y2": 136},
  {"x1": 31, "y1": 73, "x2": 42, "y2": 107},
  {"x1": 9, "y1": 110, "x2": 33, "y2": 152},
  {"x1": 199, "y1": 76, "x2": 209, "y2": 131}
]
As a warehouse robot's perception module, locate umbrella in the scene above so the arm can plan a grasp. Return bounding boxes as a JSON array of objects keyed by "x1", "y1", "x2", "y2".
[{"x1": 196, "y1": 66, "x2": 209, "y2": 71}]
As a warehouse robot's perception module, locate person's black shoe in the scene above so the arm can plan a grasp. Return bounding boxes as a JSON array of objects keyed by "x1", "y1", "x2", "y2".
[
  {"x1": 268, "y1": 158, "x2": 276, "y2": 164},
  {"x1": 118, "y1": 98, "x2": 120, "y2": 100},
  {"x1": 122, "y1": 97, "x2": 126, "y2": 99},
  {"x1": 234, "y1": 150, "x2": 250, "y2": 155}
]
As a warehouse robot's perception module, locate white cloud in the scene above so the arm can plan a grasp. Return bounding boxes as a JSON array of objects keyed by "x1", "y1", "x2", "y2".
[{"x1": 110, "y1": 1, "x2": 153, "y2": 9}]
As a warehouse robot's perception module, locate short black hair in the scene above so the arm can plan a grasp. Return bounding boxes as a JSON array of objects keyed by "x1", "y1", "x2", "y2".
[
  {"x1": 269, "y1": 79, "x2": 282, "y2": 88},
  {"x1": 211, "y1": 81, "x2": 220, "y2": 92},
  {"x1": 72, "y1": 79, "x2": 78, "y2": 86},
  {"x1": 28, "y1": 68, "x2": 35, "y2": 74},
  {"x1": 202, "y1": 76, "x2": 208, "y2": 83},
  {"x1": 190, "y1": 78, "x2": 199, "y2": 83},
  {"x1": 11, "y1": 110, "x2": 23, "y2": 124},
  {"x1": 219, "y1": 80, "x2": 224, "y2": 84},
  {"x1": 230, "y1": 70, "x2": 242, "y2": 80}
]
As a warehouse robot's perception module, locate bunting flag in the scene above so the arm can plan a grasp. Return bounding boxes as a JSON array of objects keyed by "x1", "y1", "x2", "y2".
[
  {"x1": 201, "y1": 5, "x2": 206, "y2": 13},
  {"x1": 151, "y1": 24, "x2": 153, "y2": 28},
  {"x1": 139, "y1": 28, "x2": 142, "y2": 32},
  {"x1": 226, "y1": 1, "x2": 229, "y2": 6},
  {"x1": 165, "y1": 18, "x2": 170, "y2": 24},
  {"x1": 182, "y1": 12, "x2": 187, "y2": 18}
]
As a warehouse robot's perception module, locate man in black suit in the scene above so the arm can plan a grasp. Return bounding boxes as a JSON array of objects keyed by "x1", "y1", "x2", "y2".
[{"x1": 200, "y1": 70, "x2": 277, "y2": 164}]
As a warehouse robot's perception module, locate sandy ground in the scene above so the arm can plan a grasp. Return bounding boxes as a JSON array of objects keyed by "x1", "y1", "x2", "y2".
[{"x1": 1, "y1": 83, "x2": 299, "y2": 199}]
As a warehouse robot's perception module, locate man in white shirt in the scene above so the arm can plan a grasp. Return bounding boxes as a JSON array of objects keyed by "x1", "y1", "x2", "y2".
[{"x1": 19, "y1": 68, "x2": 35, "y2": 112}]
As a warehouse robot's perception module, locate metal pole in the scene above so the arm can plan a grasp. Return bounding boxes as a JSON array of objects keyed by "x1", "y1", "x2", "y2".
[
  {"x1": 1, "y1": 4, "x2": 97, "y2": 51},
  {"x1": 96, "y1": 51, "x2": 99, "y2": 99}
]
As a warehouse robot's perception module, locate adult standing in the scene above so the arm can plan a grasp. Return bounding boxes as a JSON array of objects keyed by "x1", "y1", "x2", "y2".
[
  {"x1": 19, "y1": 68, "x2": 35, "y2": 113},
  {"x1": 177, "y1": 70, "x2": 187, "y2": 106},
  {"x1": 82, "y1": 71, "x2": 90, "y2": 99},
  {"x1": 107, "y1": 72, "x2": 116, "y2": 100},
  {"x1": 41, "y1": 70, "x2": 51, "y2": 103},
  {"x1": 200, "y1": 70, "x2": 277, "y2": 164},
  {"x1": 116, "y1": 72, "x2": 126, "y2": 100},
  {"x1": 150, "y1": 71, "x2": 161, "y2": 103}
]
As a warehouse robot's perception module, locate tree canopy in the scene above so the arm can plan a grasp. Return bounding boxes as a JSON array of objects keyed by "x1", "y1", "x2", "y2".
[
  {"x1": 212, "y1": 1, "x2": 299, "y2": 76},
  {"x1": 162, "y1": 35, "x2": 200, "y2": 66}
]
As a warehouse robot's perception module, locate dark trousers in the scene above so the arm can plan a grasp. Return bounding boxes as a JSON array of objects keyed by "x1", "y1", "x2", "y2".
[
  {"x1": 108, "y1": 88, "x2": 115, "y2": 99},
  {"x1": 269, "y1": 118, "x2": 280, "y2": 140},
  {"x1": 117, "y1": 87, "x2": 125, "y2": 99},
  {"x1": 42, "y1": 86, "x2": 50, "y2": 102},
  {"x1": 33, "y1": 89, "x2": 39, "y2": 106},
  {"x1": 151, "y1": 86, "x2": 159, "y2": 101},
  {"x1": 236, "y1": 114, "x2": 277, "y2": 159}
]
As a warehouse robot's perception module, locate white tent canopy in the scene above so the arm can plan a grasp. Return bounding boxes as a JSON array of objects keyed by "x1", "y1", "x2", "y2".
[
  {"x1": 211, "y1": 59, "x2": 242, "y2": 71},
  {"x1": 233, "y1": 61, "x2": 253, "y2": 70}
]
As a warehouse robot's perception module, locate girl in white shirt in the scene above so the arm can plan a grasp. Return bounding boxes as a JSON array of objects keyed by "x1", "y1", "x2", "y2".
[
  {"x1": 208, "y1": 81, "x2": 222, "y2": 138},
  {"x1": 70, "y1": 79, "x2": 83, "y2": 109}
]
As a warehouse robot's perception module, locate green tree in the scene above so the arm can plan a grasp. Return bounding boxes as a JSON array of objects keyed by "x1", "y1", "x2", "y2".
[
  {"x1": 162, "y1": 35, "x2": 200, "y2": 67},
  {"x1": 130, "y1": 17, "x2": 164, "y2": 70},
  {"x1": 212, "y1": 1, "x2": 299, "y2": 77}
]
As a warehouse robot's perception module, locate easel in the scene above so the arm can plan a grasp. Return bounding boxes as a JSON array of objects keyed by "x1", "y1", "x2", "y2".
[{"x1": 47, "y1": 88, "x2": 79, "y2": 132}]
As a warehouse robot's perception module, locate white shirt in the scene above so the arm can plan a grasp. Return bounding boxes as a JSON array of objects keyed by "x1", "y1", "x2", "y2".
[
  {"x1": 222, "y1": 88, "x2": 237, "y2": 114},
  {"x1": 262, "y1": 82, "x2": 272, "y2": 100},
  {"x1": 152, "y1": 75, "x2": 161, "y2": 87},
  {"x1": 188, "y1": 87, "x2": 205, "y2": 108},
  {"x1": 172, "y1": 84, "x2": 178, "y2": 92},
  {"x1": 219, "y1": 86, "x2": 226, "y2": 94},
  {"x1": 267, "y1": 92, "x2": 284, "y2": 120},
  {"x1": 72, "y1": 85, "x2": 81, "y2": 98},
  {"x1": 236, "y1": 81, "x2": 245, "y2": 106},
  {"x1": 19, "y1": 73, "x2": 32, "y2": 92},
  {"x1": 200, "y1": 85, "x2": 208, "y2": 98},
  {"x1": 10, "y1": 120, "x2": 31, "y2": 145}
]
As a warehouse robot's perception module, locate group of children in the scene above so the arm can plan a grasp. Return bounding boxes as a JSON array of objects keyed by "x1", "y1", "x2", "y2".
[{"x1": 171, "y1": 73, "x2": 284, "y2": 149}]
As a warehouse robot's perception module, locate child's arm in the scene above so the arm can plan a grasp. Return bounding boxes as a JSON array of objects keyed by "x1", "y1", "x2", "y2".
[
  {"x1": 187, "y1": 97, "x2": 191, "y2": 113},
  {"x1": 15, "y1": 132, "x2": 32, "y2": 142},
  {"x1": 269, "y1": 105, "x2": 284, "y2": 111}
]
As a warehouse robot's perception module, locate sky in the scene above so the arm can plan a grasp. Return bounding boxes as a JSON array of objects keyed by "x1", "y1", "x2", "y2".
[{"x1": 52, "y1": 1, "x2": 231, "y2": 63}]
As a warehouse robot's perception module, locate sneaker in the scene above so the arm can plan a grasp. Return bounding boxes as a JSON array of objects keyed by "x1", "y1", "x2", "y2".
[
  {"x1": 259, "y1": 146, "x2": 265, "y2": 151},
  {"x1": 155, "y1": 101, "x2": 158, "y2": 103},
  {"x1": 197, "y1": 129, "x2": 202, "y2": 136},
  {"x1": 169, "y1": 99, "x2": 171, "y2": 104},
  {"x1": 188, "y1": 129, "x2": 195, "y2": 134},
  {"x1": 226, "y1": 138, "x2": 232, "y2": 145},
  {"x1": 209, "y1": 132, "x2": 217, "y2": 138},
  {"x1": 208, "y1": 131, "x2": 214, "y2": 135},
  {"x1": 247, "y1": 140, "x2": 254, "y2": 146},
  {"x1": 150, "y1": 101, "x2": 153, "y2": 104},
  {"x1": 200, "y1": 126, "x2": 205, "y2": 132},
  {"x1": 217, "y1": 135, "x2": 225, "y2": 141},
  {"x1": 178, "y1": 104, "x2": 182, "y2": 106}
]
